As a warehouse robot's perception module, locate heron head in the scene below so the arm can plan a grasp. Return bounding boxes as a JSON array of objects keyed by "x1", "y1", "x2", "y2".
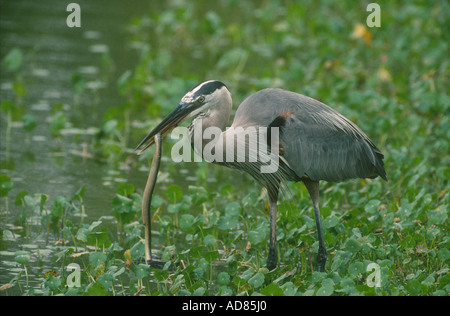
[{"x1": 135, "y1": 80, "x2": 230, "y2": 154}]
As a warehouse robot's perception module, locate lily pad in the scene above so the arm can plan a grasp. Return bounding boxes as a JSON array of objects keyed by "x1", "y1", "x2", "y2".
[{"x1": 14, "y1": 251, "x2": 30, "y2": 264}]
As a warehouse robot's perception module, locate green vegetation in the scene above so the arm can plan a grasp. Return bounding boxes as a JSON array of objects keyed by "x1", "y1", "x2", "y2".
[{"x1": 0, "y1": 0, "x2": 448, "y2": 296}]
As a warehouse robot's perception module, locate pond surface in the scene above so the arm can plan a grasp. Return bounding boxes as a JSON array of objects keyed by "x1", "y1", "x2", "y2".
[
  {"x1": 0, "y1": 0, "x2": 185, "y2": 294},
  {"x1": 0, "y1": 0, "x2": 152, "y2": 215}
]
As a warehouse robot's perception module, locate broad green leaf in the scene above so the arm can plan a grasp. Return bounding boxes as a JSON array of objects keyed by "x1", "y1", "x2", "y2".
[
  {"x1": 203, "y1": 234, "x2": 216, "y2": 247},
  {"x1": 316, "y1": 279, "x2": 334, "y2": 296},
  {"x1": 248, "y1": 230, "x2": 265, "y2": 244},
  {"x1": 348, "y1": 261, "x2": 364, "y2": 276},
  {"x1": 14, "y1": 251, "x2": 30, "y2": 264},
  {"x1": 89, "y1": 252, "x2": 107, "y2": 267},
  {"x1": 203, "y1": 250, "x2": 220, "y2": 262},
  {"x1": 116, "y1": 183, "x2": 134, "y2": 196},
  {"x1": 344, "y1": 238, "x2": 361, "y2": 253},
  {"x1": 217, "y1": 272, "x2": 230, "y2": 286},
  {"x1": 180, "y1": 214, "x2": 194, "y2": 231},
  {"x1": 71, "y1": 73, "x2": 86, "y2": 95},
  {"x1": 248, "y1": 272, "x2": 264, "y2": 288},
  {"x1": 0, "y1": 100, "x2": 16, "y2": 113},
  {"x1": 3, "y1": 48, "x2": 23, "y2": 71},
  {"x1": 21, "y1": 114, "x2": 36, "y2": 132},
  {"x1": 224, "y1": 202, "x2": 240, "y2": 216},
  {"x1": 135, "y1": 264, "x2": 150, "y2": 279},
  {"x1": 84, "y1": 282, "x2": 106, "y2": 296},
  {"x1": 0, "y1": 175, "x2": 13, "y2": 197},
  {"x1": 165, "y1": 184, "x2": 183, "y2": 203},
  {"x1": 49, "y1": 112, "x2": 67, "y2": 135},
  {"x1": 217, "y1": 215, "x2": 238, "y2": 230},
  {"x1": 154, "y1": 269, "x2": 169, "y2": 282},
  {"x1": 189, "y1": 186, "x2": 208, "y2": 205},
  {"x1": 97, "y1": 273, "x2": 114, "y2": 290},
  {"x1": 130, "y1": 241, "x2": 145, "y2": 261},
  {"x1": 44, "y1": 275, "x2": 62, "y2": 292},
  {"x1": 261, "y1": 283, "x2": 284, "y2": 296}
]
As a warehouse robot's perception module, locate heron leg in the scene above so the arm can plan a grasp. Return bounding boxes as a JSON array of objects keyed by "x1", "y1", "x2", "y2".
[
  {"x1": 303, "y1": 178, "x2": 327, "y2": 272},
  {"x1": 267, "y1": 189, "x2": 279, "y2": 270}
]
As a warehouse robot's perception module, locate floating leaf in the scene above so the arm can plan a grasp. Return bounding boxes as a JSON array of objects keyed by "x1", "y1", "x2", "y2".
[
  {"x1": 2, "y1": 230, "x2": 15, "y2": 241},
  {"x1": 13, "y1": 81, "x2": 26, "y2": 98},
  {"x1": 193, "y1": 286, "x2": 206, "y2": 296},
  {"x1": 97, "y1": 273, "x2": 114, "y2": 290},
  {"x1": 348, "y1": 261, "x2": 364, "y2": 276},
  {"x1": 89, "y1": 252, "x2": 107, "y2": 268},
  {"x1": 135, "y1": 264, "x2": 150, "y2": 279},
  {"x1": 117, "y1": 70, "x2": 131, "y2": 96},
  {"x1": 44, "y1": 274, "x2": 62, "y2": 292},
  {"x1": 204, "y1": 250, "x2": 220, "y2": 262},
  {"x1": 248, "y1": 272, "x2": 264, "y2": 288},
  {"x1": 365, "y1": 199, "x2": 381, "y2": 215},
  {"x1": 316, "y1": 279, "x2": 334, "y2": 296},
  {"x1": 323, "y1": 215, "x2": 339, "y2": 229},
  {"x1": 405, "y1": 279, "x2": 428, "y2": 296},
  {"x1": 14, "y1": 250, "x2": 30, "y2": 264},
  {"x1": 217, "y1": 272, "x2": 230, "y2": 286},
  {"x1": 217, "y1": 215, "x2": 238, "y2": 230},
  {"x1": 316, "y1": 284, "x2": 334, "y2": 296},
  {"x1": 87, "y1": 227, "x2": 111, "y2": 248},
  {"x1": 344, "y1": 238, "x2": 361, "y2": 253},
  {"x1": 180, "y1": 214, "x2": 194, "y2": 231},
  {"x1": 101, "y1": 119, "x2": 119, "y2": 136},
  {"x1": 3, "y1": 48, "x2": 23, "y2": 71},
  {"x1": 203, "y1": 234, "x2": 216, "y2": 247},
  {"x1": 49, "y1": 112, "x2": 67, "y2": 135},
  {"x1": 84, "y1": 282, "x2": 106, "y2": 296},
  {"x1": 112, "y1": 194, "x2": 134, "y2": 224},
  {"x1": 116, "y1": 183, "x2": 134, "y2": 196},
  {"x1": 261, "y1": 283, "x2": 284, "y2": 296},
  {"x1": 220, "y1": 184, "x2": 234, "y2": 196},
  {"x1": 73, "y1": 186, "x2": 86, "y2": 200},
  {"x1": 0, "y1": 100, "x2": 16, "y2": 113},
  {"x1": 130, "y1": 241, "x2": 145, "y2": 261},
  {"x1": 189, "y1": 186, "x2": 208, "y2": 205},
  {"x1": 281, "y1": 282, "x2": 297, "y2": 296},
  {"x1": 0, "y1": 175, "x2": 13, "y2": 197},
  {"x1": 224, "y1": 202, "x2": 240, "y2": 216},
  {"x1": 248, "y1": 230, "x2": 265, "y2": 245},
  {"x1": 71, "y1": 73, "x2": 86, "y2": 95},
  {"x1": 165, "y1": 184, "x2": 183, "y2": 203},
  {"x1": 154, "y1": 269, "x2": 169, "y2": 282}
]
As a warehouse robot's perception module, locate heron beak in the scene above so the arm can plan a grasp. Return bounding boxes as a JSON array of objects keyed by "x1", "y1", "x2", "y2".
[{"x1": 135, "y1": 102, "x2": 193, "y2": 155}]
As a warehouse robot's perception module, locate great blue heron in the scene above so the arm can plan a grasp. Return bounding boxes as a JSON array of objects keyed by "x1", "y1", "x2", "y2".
[{"x1": 136, "y1": 80, "x2": 387, "y2": 272}]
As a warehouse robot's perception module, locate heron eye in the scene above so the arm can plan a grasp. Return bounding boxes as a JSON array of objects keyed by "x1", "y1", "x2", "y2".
[{"x1": 198, "y1": 96, "x2": 205, "y2": 103}]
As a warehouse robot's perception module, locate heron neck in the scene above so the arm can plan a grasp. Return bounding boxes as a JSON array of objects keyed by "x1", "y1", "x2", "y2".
[{"x1": 189, "y1": 105, "x2": 232, "y2": 157}]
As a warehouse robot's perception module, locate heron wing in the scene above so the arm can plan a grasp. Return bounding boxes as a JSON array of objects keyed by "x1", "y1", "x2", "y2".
[
  {"x1": 232, "y1": 88, "x2": 386, "y2": 182},
  {"x1": 280, "y1": 114, "x2": 385, "y2": 181}
]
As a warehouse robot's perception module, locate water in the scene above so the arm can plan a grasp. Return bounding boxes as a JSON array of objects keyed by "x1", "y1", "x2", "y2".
[
  {"x1": 0, "y1": 0, "x2": 156, "y2": 294},
  {"x1": 1, "y1": 0, "x2": 150, "y2": 207}
]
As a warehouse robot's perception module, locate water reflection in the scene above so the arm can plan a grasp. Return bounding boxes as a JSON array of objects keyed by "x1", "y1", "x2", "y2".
[
  {"x1": 0, "y1": 0, "x2": 152, "y2": 293},
  {"x1": 0, "y1": 0, "x2": 150, "y2": 216}
]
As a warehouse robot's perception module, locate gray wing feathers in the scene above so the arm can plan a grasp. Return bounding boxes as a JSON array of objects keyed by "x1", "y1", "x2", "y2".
[
  {"x1": 232, "y1": 88, "x2": 386, "y2": 182},
  {"x1": 282, "y1": 113, "x2": 385, "y2": 182}
]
